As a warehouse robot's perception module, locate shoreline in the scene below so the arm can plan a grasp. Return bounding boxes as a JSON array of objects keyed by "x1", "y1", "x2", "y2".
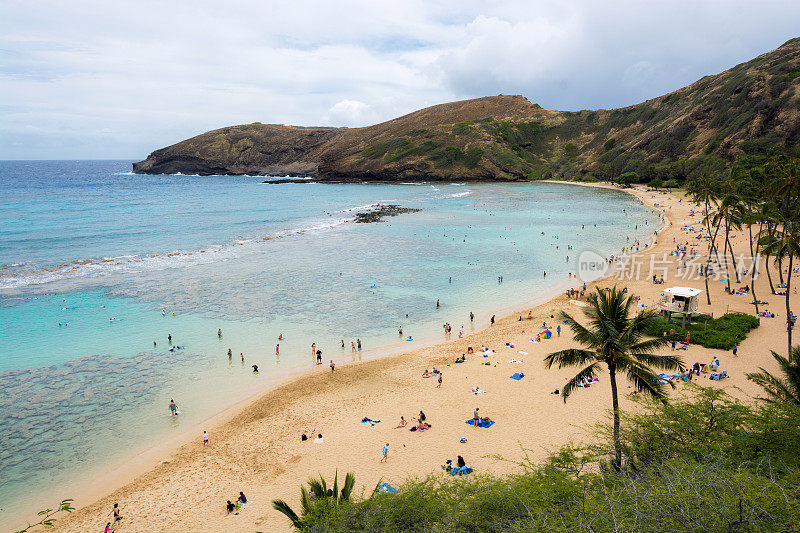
[
  {"x1": 31, "y1": 180, "x2": 656, "y2": 528},
  {"x1": 18, "y1": 181, "x2": 666, "y2": 532}
]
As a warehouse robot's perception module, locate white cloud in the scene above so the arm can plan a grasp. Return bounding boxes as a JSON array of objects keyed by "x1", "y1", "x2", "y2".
[
  {"x1": 0, "y1": 1, "x2": 799, "y2": 158},
  {"x1": 324, "y1": 100, "x2": 380, "y2": 127}
]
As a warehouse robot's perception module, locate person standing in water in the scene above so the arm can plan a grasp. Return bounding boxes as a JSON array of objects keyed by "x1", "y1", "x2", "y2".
[
  {"x1": 357, "y1": 339, "x2": 362, "y2": 351},
  {"x1": 217, "y1": 329, "x2": 222, "y2": 338},
  {"x1": 490, "y1": 315, "x2": 495, "y2": 326},
  {"x1": 330, "y1": 360, "x2": 335, "y2": 373},
  {"x1": 169, "y1": 399, "x2": 178, "y2": 416},
  {"x1": 470, "y1": 312, "x2": 474, "y2": 323},
  {"x1": 203, "y1": 431, "x2": 209, "y2": 446},
  {"x1": 168, "y1": 333, "x2": 172, "y2": 344},
  {"x1": 275, "y1": 344, "x2": 280, "y2": 355},
  {"x1": 240, "y1": 352, "x2": 244, "y2": 362}
]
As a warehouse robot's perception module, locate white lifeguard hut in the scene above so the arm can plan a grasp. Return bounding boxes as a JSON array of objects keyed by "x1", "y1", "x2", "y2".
[{"x1": 659, "y1": 287, "x2": 703, "y2": 327}]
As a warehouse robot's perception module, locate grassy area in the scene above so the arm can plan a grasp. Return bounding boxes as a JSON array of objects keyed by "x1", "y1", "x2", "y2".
[
  {"x1": 645, "y1": 312, "x2": 759, "y2": 350},
  {"x1": 281, "y1": 387, "x2": 800, "y2": 532}
]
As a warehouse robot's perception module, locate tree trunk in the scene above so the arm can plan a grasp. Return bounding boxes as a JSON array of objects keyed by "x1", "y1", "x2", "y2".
[
  {"x1": 609, "y1": 364, "x2": 622, "y2": 471},
  {"x1": 766, "y1": 223, "x2": 777, "y2": 295},
  {"x1": 779, "y1": 255, "x2": 784, "y2": 285},
  {"x1": 723, "y1": 222, "x2": 733, "y2": 293},
  {"x1": 727, "y1": 229, "x2": 740, "y2": 284},
  {"x1": 748, "y1": 223, "x2": 760, "y2": 315},
  {"x1": 787, "y1": 254, "x2": 794, "y2": 363}
]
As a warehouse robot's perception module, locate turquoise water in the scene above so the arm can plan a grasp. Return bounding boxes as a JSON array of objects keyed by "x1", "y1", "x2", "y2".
[{"x1": 0, "y1": 161, "x2": 655, "y2": 524}]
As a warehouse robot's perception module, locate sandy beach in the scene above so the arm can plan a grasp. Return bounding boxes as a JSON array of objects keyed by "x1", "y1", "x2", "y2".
[{"x1": 46, "y1": 183, "x2": 794, "y2": 533}]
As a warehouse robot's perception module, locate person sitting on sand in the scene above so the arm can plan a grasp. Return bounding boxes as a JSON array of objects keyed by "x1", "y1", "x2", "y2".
[
  {"x1": 226, "y1": 500, "x2": 236, "y2": 514},
  {"x1": 422, "y1": 369, "x2": 430, "y2": 377},
  {"x1": 457, "y1": 455, "x2": 466, "y2": 468},
  {"x1": 238, "y1": 492, "x2": 247, "y2": 505},
  {"x1": 432, "y1": 367, "x2": 440, "y2": 374},
  {"x1": 394, "y1": 416, "x2": 407, "y2": 428},
  {"x1": 455, "y1": 354, "x2": 466, "y2": 363},
  {"x1": 551, "y1": 388, "x2": 560, "y2": 395},
  {"x1": 467, "y1": 346, "x2": 474, "y2": 354},
  {"x1": 314, "y1": 433, "x2": 324, "y2": 443}
]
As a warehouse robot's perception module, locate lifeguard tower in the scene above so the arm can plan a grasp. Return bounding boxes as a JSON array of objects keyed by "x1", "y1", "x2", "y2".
[{"x1": 659, "y1": 287, "x2": 703, "y2": 327}]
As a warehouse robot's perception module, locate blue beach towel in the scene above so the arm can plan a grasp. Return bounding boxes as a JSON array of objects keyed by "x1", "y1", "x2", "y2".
[
  {"x1": 376, "y1": 482, "x2": 396, "y2": 493},
  {"x1": 509, "y1": 372, "x2": 525, "y2": 380},
  {"x1": 465, "y1": 418, "x2": 495, "y2": 428}
]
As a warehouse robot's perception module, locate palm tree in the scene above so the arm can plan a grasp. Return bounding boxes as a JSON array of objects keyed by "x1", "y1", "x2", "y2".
[
  {"x1": 272, "y1": 470, "x2": 356, "y2": 529},
  {"x1": 544, "y1": 287, "x2": 684, "y2": 471},
  {"x1": 687, "y1": 174, "x2": 720, "y2": 305},
  {"x1": 746, "y1": 347, "x2": 800, "y2": 404},
  {"x1": 763, "y1": 218, "x2": 800, "y2": 364}
]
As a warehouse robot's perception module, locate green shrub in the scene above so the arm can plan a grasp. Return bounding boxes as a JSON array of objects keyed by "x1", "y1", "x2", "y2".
[
  {"x1": 604, "y1": 138, "x2": 616, "y2": 151},
  {"x1": 644, "y1": 312, "x2": 759, "y2": 350}
]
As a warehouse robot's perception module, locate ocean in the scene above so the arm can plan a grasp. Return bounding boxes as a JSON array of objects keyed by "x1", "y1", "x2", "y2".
[{"x1": 0, "y1": 160, "x2": 655, "y2": 524}]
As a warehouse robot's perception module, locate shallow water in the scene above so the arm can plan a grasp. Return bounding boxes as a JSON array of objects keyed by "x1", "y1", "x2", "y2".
[{"x1": 0, "y1": 161, "x2": 655, "y2": 523}]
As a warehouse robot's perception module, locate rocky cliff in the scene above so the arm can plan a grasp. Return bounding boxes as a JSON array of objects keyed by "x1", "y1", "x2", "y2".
[{"x1": 134, "y1": 38, "x2": 800, "y2": 181}]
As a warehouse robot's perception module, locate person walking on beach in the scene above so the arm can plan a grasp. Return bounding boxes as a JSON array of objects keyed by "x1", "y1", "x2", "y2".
[
  {"x1": 317, "y1": 350, "x2": 323, "y2": 365},
  {"x1": 470, "y1": 311, "x2": 474, "y2": 323},
  {"x1": 732, "y1": 343, "x2": 738, "y2": 357},
  {"x1": 437, "y1": 373, "x2": 442, "y2": 388},
  {"x1": 252, "y1": 364, "x2": 259, "y2": 374},
  {"x1": 276, "y1": 344, "x2": 280, "y2": 355},
  {"x1": 203, "y1": 431, "x2": 209, "y2": 446},
  {"x1": 381, "y1": 443, "x2": 389, "y2": 462},
  {"x1": 169, "y1": 399, "x2": 178, "y2": 416},
  {"x1": 110, "y1": 503, "x2": 122, "y2": 524},
  {"x1": 330, "y1": 360, "x2": 335, "y2": 373},
  {"x1": 490, "y1": 315, "x2": 495, "y2": 326},
  {"x1": 556, "y1": 324, "x2": 561, "y2": 337}
]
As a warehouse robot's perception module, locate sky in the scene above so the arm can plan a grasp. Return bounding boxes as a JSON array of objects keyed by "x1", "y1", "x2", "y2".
[{"x1": 2, "y1": 0, "x2": 800, "y2": 160}]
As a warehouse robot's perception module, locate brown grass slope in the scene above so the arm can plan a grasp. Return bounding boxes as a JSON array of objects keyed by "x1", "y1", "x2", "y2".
[{"x1": 133, "y1": 38, "x2": 800, "y2": 181}]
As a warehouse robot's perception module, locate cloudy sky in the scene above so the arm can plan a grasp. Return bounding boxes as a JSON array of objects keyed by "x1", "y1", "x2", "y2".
[{"x1": 2, "y1": 0, "x2": 800, "y2": 160}]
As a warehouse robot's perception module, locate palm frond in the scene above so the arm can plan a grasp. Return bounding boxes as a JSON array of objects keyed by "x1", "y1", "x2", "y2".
[
  {"x1": 272, "y1": 499, "x2": 303, "y2": 529},
  {"x1": 544, "y1": 348, "x2": 596, "y2": 370},
  {"x1": 341, "y1": 472, "x2": 356, "y2": 501},
  {"x1": 561, "y1": 363, "x2": 601, "y2": 402},
  {"x1": 627, "y1": 351, "x2": 685, "y2": 372},
  {"x1": 619, "y1": 358, "x2": 672, "y2": 400}
]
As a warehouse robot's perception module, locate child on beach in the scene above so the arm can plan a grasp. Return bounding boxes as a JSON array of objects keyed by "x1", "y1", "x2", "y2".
[
  {"x1": 168, "y1": 399, "x2": 178, "y2": 416},
  {"x1": 203, "y1": 431, "x2": 209, "y2": 446},
  {"x1": 381, "y1": 443, "x2": 389, "y2": 462},
  {"x1": 330, "y1": 360, "x2": 335, "y2": 373}
]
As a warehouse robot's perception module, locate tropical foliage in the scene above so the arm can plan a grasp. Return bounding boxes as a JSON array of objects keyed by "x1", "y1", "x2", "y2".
[
  {"x1": 747, "y1": 347, "x2": 800, "y2": 404},
  {"x1": 543, "y1": 286, "x2": 683, "y2": 470}
]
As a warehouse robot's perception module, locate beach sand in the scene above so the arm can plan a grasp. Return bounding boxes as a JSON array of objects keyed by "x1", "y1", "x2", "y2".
[{"x1": 47, "y1": 183, "x2": 795, "y2": 532}]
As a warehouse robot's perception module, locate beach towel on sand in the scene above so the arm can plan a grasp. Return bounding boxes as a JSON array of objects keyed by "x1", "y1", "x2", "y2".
[
  {"x1": 375, "y1": 482, "x2": 396, "y2": 493},
  {"x1": 508, "y1": 359, "x2": 524, "y2": 364},
  {"x1": 517, "y1": 350, "x2": 528, "y2": 356},
  {"x1": 465, "y1": 418, "x2": 495, "y2": 428},
  {"x1": 510, "y1": 372, "x2": 525, "y2": 380}
]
